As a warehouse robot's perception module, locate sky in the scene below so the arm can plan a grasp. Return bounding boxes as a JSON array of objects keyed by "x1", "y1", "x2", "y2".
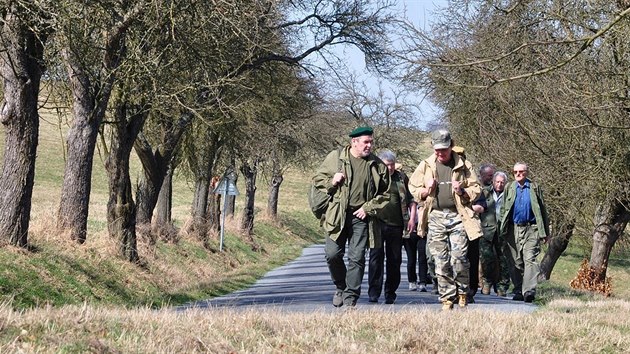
[{"x1": 334, "y1": 0, "x2": 449, "y2": 129}]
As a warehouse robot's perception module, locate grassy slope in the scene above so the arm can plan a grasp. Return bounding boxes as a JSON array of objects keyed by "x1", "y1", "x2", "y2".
[{"x1": 0, "y1": 113, "x2": 322, "y2": 309}]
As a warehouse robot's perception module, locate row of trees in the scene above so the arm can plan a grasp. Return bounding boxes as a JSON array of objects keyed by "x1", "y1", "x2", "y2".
[
  {"x1": 0, "y1": 0, "x2": 405, "y2": 261},
  {"x1": 398, "y1": 0, "x2": 630, "y2": 287}
]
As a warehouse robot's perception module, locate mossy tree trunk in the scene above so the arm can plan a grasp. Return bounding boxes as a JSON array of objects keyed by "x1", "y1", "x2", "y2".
[
  {"x1": 105, "y1": 99, "x2": 147, "y2": 262},
  {"x1": 240, "y1": 159, "x2": 259, "y2": 235},
  {"x1": 57, "y1": 7, "x2": 138, "y2": 242},
  {"x1": 155, "y1": 166, "x2": 173, "y2": 226},
  {"x1": 267, "y1": 174, "x2": 283, "y2": 219},
  {"x1": 0, "y1": 4, "x2": 48, "y2": 246},
  {"x1": 540, "y1": 221, "x2": 574, "y2": 280},
  {"x1": 588, "y1": 198, "x2": 630, "y2": 283},
  {"x1": 135, "y1": 113, "x2": 192, "y2": 225}
]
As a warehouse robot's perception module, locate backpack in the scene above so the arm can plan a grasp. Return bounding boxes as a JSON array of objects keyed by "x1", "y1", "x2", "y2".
[{"x1": 309, "y1": 148, "x2": 342, "y2": 219}]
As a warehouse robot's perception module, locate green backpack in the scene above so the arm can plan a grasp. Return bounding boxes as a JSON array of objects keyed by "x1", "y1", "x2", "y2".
[{"x1": 309, "y1": 148, "x2": 342, "y2": 219}]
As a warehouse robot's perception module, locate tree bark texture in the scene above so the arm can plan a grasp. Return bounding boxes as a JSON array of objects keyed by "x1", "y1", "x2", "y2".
[
  {"x1": 187, "y1": 131, "x2": 222, "y2": 241},
  {"x1": 189, "y1": 177, "x2": 211, "y2": 242},
  {"x1": 207, "y1": 176, "x2": 221, "y2": 232},
  {"x1": 240, "y1": 159, "x2": 258, "y2": 235},
  {"x1": 104, "y1": 102, "x2": 146, "y2": 262},
  {"x1": 155, "y1": 166, "x2": 173, "y2": 226},
  {"x1": 134, "y1": 113, "x2": 192, "y2": 225},
  {"x1": 589, "y1": 198, "x2": 630, "y2": 282},
  {"x1": 0, "y1": 5, "x2": 47, "y2": 246},
  {"x1": 540, "y1": 221, "x2": 574, "y2": 280},
  {"x1": 267, "y1": 174, "x2": 283, "y2": 218},
  {"x1": 57, "y1": 22, "x2": 129, "y2": 242}
]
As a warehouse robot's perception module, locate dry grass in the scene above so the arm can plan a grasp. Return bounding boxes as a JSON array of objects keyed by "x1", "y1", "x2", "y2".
[{"x1": 1, "y1": 299, "x2": 628, "y2": 353}]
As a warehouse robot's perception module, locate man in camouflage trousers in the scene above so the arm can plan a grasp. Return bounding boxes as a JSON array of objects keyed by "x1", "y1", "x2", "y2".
[{"x1": 409, "y1": 129, "x2": 483, "y2": 310}]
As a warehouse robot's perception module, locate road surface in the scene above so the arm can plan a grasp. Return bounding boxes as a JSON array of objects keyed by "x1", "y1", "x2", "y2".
[{"x1": 181, "y1": 244, "x2": 537, "y2": 313}]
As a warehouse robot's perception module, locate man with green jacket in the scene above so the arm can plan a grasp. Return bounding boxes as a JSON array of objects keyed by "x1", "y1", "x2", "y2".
[
  {"x1": 499, "y1": 162, "x2": 550, "y2": 303},
  {"x1": 313, "y1": 126, "x2": 390, "y2": 308}
]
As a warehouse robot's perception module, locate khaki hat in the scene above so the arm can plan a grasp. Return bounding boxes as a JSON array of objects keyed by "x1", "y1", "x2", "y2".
[{"x1": 431, "y1": 129, "x2": 452, "y2": 149}]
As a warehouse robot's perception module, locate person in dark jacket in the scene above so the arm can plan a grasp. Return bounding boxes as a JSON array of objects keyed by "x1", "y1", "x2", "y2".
[{"x1": 367, "y1": 150, "x2": 416, "y2": 304}]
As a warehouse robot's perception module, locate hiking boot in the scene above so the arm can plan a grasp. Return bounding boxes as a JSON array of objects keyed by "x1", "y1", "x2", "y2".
[
  {"x1": 512, "y1": 293, "x2": 524, "y2": 301},
  {"x1": 524, "y1": 291, "x2": 535, "y2": 303},
  {"x1": 418, "y1": 283, "x2": 427, "y2": 292},
  {"x1": 368, "y1": 296, "x2": 378, "y2": 303},
  {"x1": 343, "y1": 301, "x2": 357, "y2": 311},
  {"x1": 458, "y1": 294, "x2": 468, "y2": 308},
  {"x1": 332, "y1": 290, "x2": 344, "y2": 307},
  {"x1": 497, "y1": 289, "x2": 507, "y2": 297},
  {"x1": 409, "y1": 282, "x2": 418, "y2": 291},
  {"x1": 442, "y1": 300, "x2": 454, "y2": 311},
  {"x1": 481, "y1": 283, "x2": 491, "y2": 295},
  {"x1": 466, "y1": 295, "x2": 475, "y2": 304},
  {"x1": 344, "y1": 300, "x2": 357, "y2": 307}
]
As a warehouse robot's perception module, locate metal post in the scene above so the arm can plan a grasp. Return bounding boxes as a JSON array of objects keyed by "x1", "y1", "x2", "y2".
[{"x1": 220, "y1": 189, "x2": 228, "y2": 252}]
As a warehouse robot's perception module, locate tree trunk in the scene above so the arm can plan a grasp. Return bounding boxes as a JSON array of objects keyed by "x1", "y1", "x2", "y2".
[
  {"x1": 186, "y1": 131, "x2": 222, "y2": 242},
  {"x1": 104, "y1": 100, "x2": 146, "y2": 262},
  {"x1": 267, "y1": 174, "x2": 283, "y2": 219},
  {"x1": 588, "y1": 199, "x2": 630, "y2": 282},
  {"x1": 240, "y1": 159, "x2": 258, "y2": 235},
  {"x1": 0, "y1": 5, "x2": 48, "y2": 246},
  {"x1": 57, "y1": 22, "x2": 128, "y2": 242},
  {"x1": 134, "y1": 113, "x2": 192, "y2": 225},
  {"x1": 189, "y1": 177, "x2": 211, "y2": 242},
  {"x1": 155, "y1": 166, "x2": 173, "y2": 226},
  {"x1": 207, "y1": 176, "x2": 221, "y2": 232},
  {"x1": 225, "y1": 157, "x2": 237, "y2": 217},
  {"x1": 540, "y1": 221, "x2": 574, "y2": 280},
  {"x1": 226, "y1": 195, "x2": 236, "y2": 217}
]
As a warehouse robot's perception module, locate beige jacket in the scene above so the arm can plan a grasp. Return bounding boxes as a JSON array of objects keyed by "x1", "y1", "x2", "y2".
[{"x1": 408, "y1": 153, "x2": 483, "y2": 240}]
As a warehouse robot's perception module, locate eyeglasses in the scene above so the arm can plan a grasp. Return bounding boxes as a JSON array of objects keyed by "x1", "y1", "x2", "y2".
[{"x1": 513, "y1": 170, "x2": 527, "y2": 175}]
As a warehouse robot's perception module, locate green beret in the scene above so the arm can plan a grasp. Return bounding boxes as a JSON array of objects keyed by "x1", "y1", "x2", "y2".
[{"x1": 348, "y1": 126, "x2": 374, "y2": 138}]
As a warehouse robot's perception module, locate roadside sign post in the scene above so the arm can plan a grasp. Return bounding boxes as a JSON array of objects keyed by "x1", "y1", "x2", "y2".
[{"x1": 212, "y1": 170, "x2": 239, "y2": 252}]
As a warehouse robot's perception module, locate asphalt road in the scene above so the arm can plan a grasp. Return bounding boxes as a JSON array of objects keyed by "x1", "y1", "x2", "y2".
[{"x1": 181, "y1": 244, "x2": 537, "y2": 313}]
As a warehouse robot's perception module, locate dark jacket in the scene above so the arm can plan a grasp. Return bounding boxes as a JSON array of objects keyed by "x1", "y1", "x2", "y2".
[{"x1": 479, "y1": 185, "x2": 498, "y2": 241}]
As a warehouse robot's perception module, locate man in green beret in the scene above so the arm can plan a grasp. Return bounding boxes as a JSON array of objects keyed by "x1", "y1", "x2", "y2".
[{"x1": 313, "y1": 126, "x2": 391, "y2": 307}]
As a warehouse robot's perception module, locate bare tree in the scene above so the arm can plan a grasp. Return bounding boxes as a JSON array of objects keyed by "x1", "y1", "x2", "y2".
[
  {"x1": 55, "y1": 1, "x2": 145, "y2": 243},
  {"x1": 0, "y1": 2, "x2": 51, "y2": 246}
]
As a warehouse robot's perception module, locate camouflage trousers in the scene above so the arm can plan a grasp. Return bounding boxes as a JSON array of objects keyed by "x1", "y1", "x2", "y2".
[
  {"x1": 427, "y1": 209, "x2": 469, "y2": 302},
  {"x1": 479, "y1": 230, "x2": 510, "y2": 293}
]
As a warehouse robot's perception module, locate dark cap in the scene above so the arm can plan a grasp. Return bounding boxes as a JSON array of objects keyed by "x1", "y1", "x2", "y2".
[
  {"x1": 348, "y1": 126, "x2": 374, "y2": 138},
  {"x1": 431, "y1": 129, "x2": 452, "y2": 149}
]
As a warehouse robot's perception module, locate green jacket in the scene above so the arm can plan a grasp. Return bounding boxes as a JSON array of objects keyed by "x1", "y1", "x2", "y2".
[
  {"x1": 499, "y1": 179, "x2": 550, "y2": 239},
  {"x1": 479, "y1": 185, "x2": 498, "y2": 241},
  {"x1": 312, "y1": 146, "x2": 391, "y2": 248},
  {"x1": 377, "y1": 170, "x2": 414, "y2": 228}
]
